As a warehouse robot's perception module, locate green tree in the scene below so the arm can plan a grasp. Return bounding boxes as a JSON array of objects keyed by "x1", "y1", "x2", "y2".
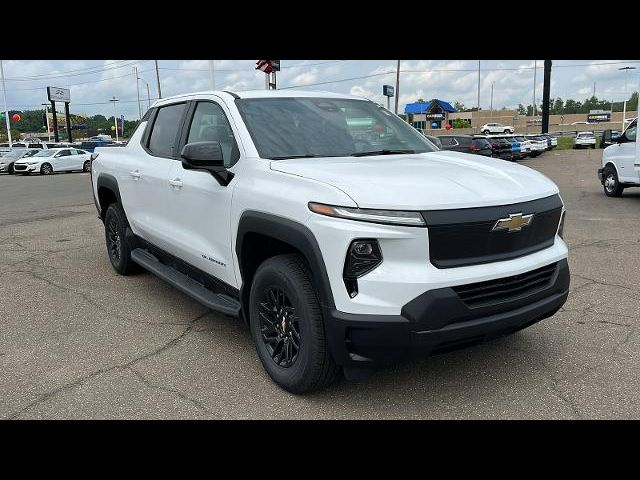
[
  {"x1": 517, "y1": 104, "x2": 527, "y2": 115},
  {"x1": 552, "y1": 98, "x2": 564, "y2": 115},
  {"x1": 453, "y1": 101, "x2": 465, "y2": 112}
]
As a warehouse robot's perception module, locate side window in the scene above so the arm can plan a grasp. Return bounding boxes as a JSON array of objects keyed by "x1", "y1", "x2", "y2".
[
  {"x1": 186, "y1": 101, "x2": 240, "y2": 167},
  {"x1": 148, "y1": 103, "x2": 186, "y2": 157},
  {"x1": 625, "y1": 125, "x2": 637, "y2": 142},
  {"x1": 57, "y1": 149, "x2": 70, "y2": 157}
]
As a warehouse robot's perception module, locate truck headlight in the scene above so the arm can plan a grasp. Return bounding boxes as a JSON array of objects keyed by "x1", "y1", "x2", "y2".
[
  {"x1": 558, "y1": 210, "x2": 566, "y2": 239},
  {"x1": 309, "y1": 202, "x2": 426, "y2": 227}
]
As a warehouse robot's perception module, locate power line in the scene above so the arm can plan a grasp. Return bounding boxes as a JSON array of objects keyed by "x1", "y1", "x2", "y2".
[{"x1": 4, "y1": 60, "x2": 147, "y2": 81}]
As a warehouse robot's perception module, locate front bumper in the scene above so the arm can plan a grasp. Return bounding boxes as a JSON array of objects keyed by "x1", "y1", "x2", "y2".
[{"x1": 324, "y1": 258, "x2": 569, "y2": 367}]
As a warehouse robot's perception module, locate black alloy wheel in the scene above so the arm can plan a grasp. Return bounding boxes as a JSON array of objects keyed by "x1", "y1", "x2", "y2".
[
  {"x1": 259, "y1": 287, "x2": 301, "y2": 368},
  {"x1": 40, "y1": 163, "x2": 53, "y2": 175}
]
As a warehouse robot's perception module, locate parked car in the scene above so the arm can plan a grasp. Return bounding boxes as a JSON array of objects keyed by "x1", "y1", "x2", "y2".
[
  {"x1": 438, "y1": 135, "x2": 492, "y2": 156},
  {"x1": 574, "y1": 132, "x2": 596, "y2": 149},
  {"x1": 540, "y1": 134, "x2": 558, "y2": 149},
  {"x1": 493, "y1": 136, "x2": 525, "y2": 161},
  {"x1": 13, "y1": 147, "x2": 92, "y2": 175},
  {"x1": 91, "y1": 90, "x2": 569, "y2": 393},
  {"x1": 475, "y1": 135, "x2": 513, "y2": 160},
  {"x1": 424, "y1": 135, "x2": 442, "y2": 149},
  {"x1": 480, "y1": 123, "x2": 515, "y2": 135},
  {"x1": 524, "y1": 135, "x2": 549, "y2": 157},
  {"x1": 0, "y1": 148, "x2": 39, "y2": 174},
  {"x1": 513, "y1": 136, "x2": 533, "y2": 156},
  {"x1": 80, "y1": 140, "x2": 113, "y2": 153},
  {"x1": 601, "y1": 130, "x2": 622, "y2": 149},
  {"x1": 597, "y1": 119, "x2": 638, "y2": 196}
]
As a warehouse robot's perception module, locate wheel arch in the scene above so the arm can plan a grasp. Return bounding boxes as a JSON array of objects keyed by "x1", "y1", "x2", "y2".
[
  {"x1": 603, "y1": 161, "x2": 620, "y2": 178},
  {"x1": 96, "y1": 173, "x2": 123, "y2": 221},
  {"x1": 235, "y1": 211, "x2": 335, "y2": 324}
]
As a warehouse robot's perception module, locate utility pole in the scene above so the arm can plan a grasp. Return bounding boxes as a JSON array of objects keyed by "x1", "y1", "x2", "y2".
[
  {"x1": 542, "y1": 60, "x2": 552, "y2": 134},
  {"x1": 134, "y1": 66, "x2": 142, "y2": 120},
  {"x1": 154, "y1": 60, "x2": 162, "y2": 99},
  {"x1": 146, "y1": 83, "x2": 151, "y2": 110},
  {"x1": 490, "y1": 81, "x2": 495, "y2": 119},
  {"x1": 394, "y1": 60, "x2": 400, "y2": 115},
  {"x1": 208, "y1": 60, "x2": 215, "y2": 90},
  {"x1": 476, "y1": 60, "x2": 481, "y2": 131},
  {"x1": 532, "y1": 60, "x2": 537, "y2": 118},
  {"x1": 42, "y1": 103, "x2": 51, "y2": 142},
  {"x1": 0, "y1": 60, "x2": 12, "y2": 146},
  {"x1": 619, "y1": 66, "x2": 636, "y2": 130},
  {"x1": 593, "y1": 81, "x2": 596, "y2": 98},
  {"x1": 109, "y1": 96, "x2": 119, "y2": 142}
]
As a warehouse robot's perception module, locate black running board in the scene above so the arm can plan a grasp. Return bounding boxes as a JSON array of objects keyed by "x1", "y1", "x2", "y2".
[{"x1": 131, "y1": 248, "x2": 241, "y2": 317}]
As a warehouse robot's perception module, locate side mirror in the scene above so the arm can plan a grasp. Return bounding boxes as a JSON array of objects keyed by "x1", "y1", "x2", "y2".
[
  {"x1": 601, "y1": 129, "x2": 612, "y2": 148},
  {"x1": 181, "y1": 141, "x2": 224, "y2": 168},
  {"x1": 180, "y1": 141, "x2": 233, "y2": 186}
]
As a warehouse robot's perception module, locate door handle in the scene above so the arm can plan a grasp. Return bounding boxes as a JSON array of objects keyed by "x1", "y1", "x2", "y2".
[
  {"x1": 130, "y1": 170, "x2": 141, "y2": 179},
  {"x1": 169, "y1": 178, "x2": 183, "y2": 188}
]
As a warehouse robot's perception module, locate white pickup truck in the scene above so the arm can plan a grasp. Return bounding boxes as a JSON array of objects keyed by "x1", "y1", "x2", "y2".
[
  {"x1": 90, "y1": 89, "x2": 569, "y2": 392},
  {"x1": 598, "y1": 118, "x2": 639, "y2": 197}
]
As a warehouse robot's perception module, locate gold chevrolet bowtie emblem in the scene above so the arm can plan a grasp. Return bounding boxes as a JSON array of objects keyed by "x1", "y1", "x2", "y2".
[{"x1": 492, "y1": 213, "x2": 534, "y2": 233}]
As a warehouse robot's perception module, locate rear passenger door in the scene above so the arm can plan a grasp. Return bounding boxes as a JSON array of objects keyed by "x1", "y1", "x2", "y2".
[
  {"x1": 120, "y1": 102, "x2": 188, "y2": 250},
  {"x1": 53, "y1": 149, "x2": 72, "y2": 171}
]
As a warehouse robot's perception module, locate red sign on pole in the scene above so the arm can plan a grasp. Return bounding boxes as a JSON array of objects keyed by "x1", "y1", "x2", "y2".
[{"x1": 256, "y1": 60, "x2": 273, "y2": 74}]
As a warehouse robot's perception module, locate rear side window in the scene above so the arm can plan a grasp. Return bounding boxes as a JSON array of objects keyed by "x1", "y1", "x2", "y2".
[{"x1": 148, "y1": 103, "x2": 186, "y2": 157}]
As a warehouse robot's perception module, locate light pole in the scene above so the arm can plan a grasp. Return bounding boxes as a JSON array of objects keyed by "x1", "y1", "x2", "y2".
[
  {"x1": 1, "y1": 60, "x2": 11, "y2": 146},
  {"x1": 135, "y1": 70, "x2": 152, "y2": 113},
  {"x1": 109, "y1": 96, "x2": 119, "y2": 142},
  {"x1": 490, "y1": 81, "x2": 495, "y2": 119},
  {"x1": 208, "y1": 60, "x2": 215, "y2": 90},
  {"x1": 41, "y1": 103, "x2": 51, "y2": 142},
  {"x1": 619, "y1": 66, "x2": 636, "y2": 130},
  {"x1": 154, "y1": 60, "x2": 162, "y2": 99},
  {"x1": 394, "y1": 60, "x2": 400, "y2": 115},
  {"x1": 133, "y1": 66, "x2": 142, "y2": 120},
  {"x1": 532, "y1": 60, "x2": 537, "y2": 118}
]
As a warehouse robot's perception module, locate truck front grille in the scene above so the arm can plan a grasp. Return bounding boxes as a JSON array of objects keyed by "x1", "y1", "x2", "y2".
[
  {"x1": 452, "y1": 262, "x2": 558, "y2": 308},
  {"x1": 423, "y1": 194, "x2": 563, "y2": 268}
]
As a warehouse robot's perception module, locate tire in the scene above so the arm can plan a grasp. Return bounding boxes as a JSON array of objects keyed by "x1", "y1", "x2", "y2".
[
  {"x1": 8, "y1": 163, "x2": 14, "y2": 175},
  {"x1": 482, "y1": 130, "x2": 490, "y2": 135},
  {"x1": 249, "y1": 254, "x2": 340, "y2": 393},
  {"x1": 40, "y1": 163, "x2": 53, "y2": 175},
  {"x1": 83, "y1": 160, "x2": 91, "y2": 172},
  {"x1": 603, "y1": 165, "x2": 624, "y2": 197},
  {"x1": 504, "y1": 129, "x2": 510, "y2": 134},
  {"x1": 104, "y1": 203, "x2": 140, "y2": 275}
]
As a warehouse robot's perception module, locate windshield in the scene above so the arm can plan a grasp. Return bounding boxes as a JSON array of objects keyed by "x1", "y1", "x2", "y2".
[
  {"x1": 33, "y1": 150, "x2": 56, "y2": 157},
  {"x1": 3, "y1": 149, "x2": 29, "y2": 158},
  {"x1": 236, "y1": 97, "x2": 437, "y2": 159}
]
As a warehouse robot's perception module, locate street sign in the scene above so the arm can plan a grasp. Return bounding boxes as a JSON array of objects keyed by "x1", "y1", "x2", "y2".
[
  {"x1": 256, "y1": 60, "x2": 273, "y2": 74},
  {"x1": 47, "y1": 86, "x2": 71, "y2": 103},
  {"x1": 383, "y1": 85, "x2": 395, "y2": 97}
]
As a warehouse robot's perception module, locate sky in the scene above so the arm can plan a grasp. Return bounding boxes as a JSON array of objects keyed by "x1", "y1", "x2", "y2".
[{"x1": 2, "y1": 59, "x2": 639, "y2": 120}]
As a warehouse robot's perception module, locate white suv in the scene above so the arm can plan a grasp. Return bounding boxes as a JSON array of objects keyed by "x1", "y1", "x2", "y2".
[
  {"x1": 574, "y1": 132, "x2": 596, "y2": 149},
  {"x1": 91, "y1": 90, "x2": 569, "y2": 393},
  {"x1": 481, "y1": 123, "x2": 515, "y2": 134}
]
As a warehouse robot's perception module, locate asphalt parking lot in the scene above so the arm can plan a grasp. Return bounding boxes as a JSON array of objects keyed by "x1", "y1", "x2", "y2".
[{"x1": 1, "y1": 150, "x2": 638, "y2": 419}]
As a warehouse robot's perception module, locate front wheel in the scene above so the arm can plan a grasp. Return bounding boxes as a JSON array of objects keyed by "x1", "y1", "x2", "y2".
[
  {"x1": 603, "y1": 166, "x2": 624, "y2": 197},
  {"x1": 83, "y1": 160, "x2": 91, "y2": 172},
  {"x1": 8, "y1": 163, "x2": 14, "y2": 175},
  {"x1": 40, "y1": 163, "x2": 53, "y2": 175},
  {"x1": 249, "y1": 254, "x2": 340, "y2": 393}
]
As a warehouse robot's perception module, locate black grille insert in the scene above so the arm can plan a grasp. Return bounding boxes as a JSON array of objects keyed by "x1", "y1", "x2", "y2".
[
  {"x1": 423, "y1": 194, "x2": 563, "y2": 268},
  {"x1": 13, "y1": 164, "x2": 27, "y2": 171},
  {"x1": 453, "y1": 262, "x2": 558, "y2": 308}
]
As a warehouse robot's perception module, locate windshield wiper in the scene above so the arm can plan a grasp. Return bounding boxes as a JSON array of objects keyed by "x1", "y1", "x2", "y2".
[{"x1": 350, "y1": 149, "x2": 415, "y2": 157}]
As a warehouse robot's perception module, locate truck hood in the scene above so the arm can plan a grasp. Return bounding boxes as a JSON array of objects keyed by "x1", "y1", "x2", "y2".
[{"x1": 270, "y1": 151, "x2": 559, "y2": 210}]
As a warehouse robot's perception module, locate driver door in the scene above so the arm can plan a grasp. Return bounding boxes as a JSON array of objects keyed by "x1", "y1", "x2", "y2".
[{"x1": 617, "y1": 123, "x2": 637, "y2": 183}]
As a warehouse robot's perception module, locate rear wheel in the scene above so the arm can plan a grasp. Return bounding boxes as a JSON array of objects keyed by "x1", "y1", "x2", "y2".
[
  {"x1": 603, "y1": 166, "x2": 624, "y2": 197},
  {"x1": 40, "y1": 163, "x2": 53, "y2": 175},
  {"x1": 104, "y1": 203, "x2": 140, "y2": 275},
  {"x1": 249, "y1": 254, "x2": 340, "y2": 393},
  {"x1": 83, "y1": 160, "x2": 91, "y2": 172}
]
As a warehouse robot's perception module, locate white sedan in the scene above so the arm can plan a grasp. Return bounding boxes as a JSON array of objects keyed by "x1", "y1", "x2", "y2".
[
  {"x1": 574, "y1": 132, "x2": 597, "y2": 149},
  {"x1": 481, "y1": 123, "x2": 515, "y2": 134},
  {"x1": 13, "y1": 147, "x2": 92, "y2": 175}
]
